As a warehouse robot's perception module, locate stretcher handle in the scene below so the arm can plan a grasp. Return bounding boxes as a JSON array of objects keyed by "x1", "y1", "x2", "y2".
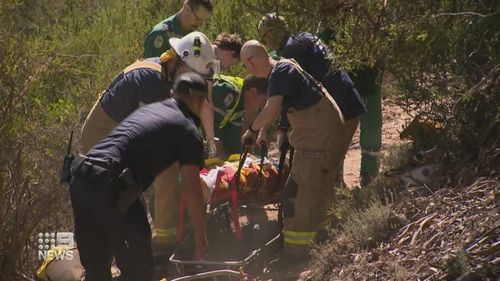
[
  {"x1": 250, "y1": 141, "x2": 267, "y2": 194},
  {"x1": 273, "y1": 142, "x2": 295, "y2": 194},
  {"x1": 234, "y1": 145, "x2": 249, "y2": 191},
  {"x1": 277, "y1": 145, "x2": 288, "y2": 176}
]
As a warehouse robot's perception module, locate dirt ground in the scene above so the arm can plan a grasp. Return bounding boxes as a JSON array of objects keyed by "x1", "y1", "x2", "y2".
[{"x1": 343, "y1": 98, "x2": 411, "y2": 187}]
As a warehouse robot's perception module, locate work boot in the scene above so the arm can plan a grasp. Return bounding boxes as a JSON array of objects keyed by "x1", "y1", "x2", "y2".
[{"x1": 152, "y1": 241, "x2": 177, "y2": 279}]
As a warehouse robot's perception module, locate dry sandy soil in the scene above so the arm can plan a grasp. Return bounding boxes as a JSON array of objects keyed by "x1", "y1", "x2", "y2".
[{"x1": 343, "y1": 99, "x2": 411, "y2": 187}]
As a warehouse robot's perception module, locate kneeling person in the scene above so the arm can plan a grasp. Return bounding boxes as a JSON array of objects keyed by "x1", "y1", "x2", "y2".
[{"x1": 69, "y1": 73, "x2": 208, "y2": 281}]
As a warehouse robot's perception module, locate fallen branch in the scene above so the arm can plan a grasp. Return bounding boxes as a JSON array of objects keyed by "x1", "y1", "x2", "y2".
[
  {"x1": 464, "y1": 227, "x2": 497, "y2": 252},
  {"x1": 423, "y1": 233, "x2": 440, "y2": 249},
  {"x1": 410, "y1": 213, "x2": 437, "y2": 246},
  {"x1": 431, "y1": 12, "x2": 496, "y2": 18}
]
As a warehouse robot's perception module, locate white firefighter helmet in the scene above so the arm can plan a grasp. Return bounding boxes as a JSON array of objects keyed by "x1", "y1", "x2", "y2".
[{"x1": 169, "y1": 31, "x2": 216, "y2": 76}]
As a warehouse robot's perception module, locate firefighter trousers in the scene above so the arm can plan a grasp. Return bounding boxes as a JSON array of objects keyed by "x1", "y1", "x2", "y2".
[
  {"x1": 80, "y1": 99, "x2": 118, "y2": 153},
  {"x1": 151, "y1": 161, "x2": 182, "y2": 245},
  {"x1": 282, "y1": 96, "x2": 354, "y2": 258}
]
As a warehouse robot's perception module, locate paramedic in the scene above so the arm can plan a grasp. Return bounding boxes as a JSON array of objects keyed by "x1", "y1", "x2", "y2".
[
  {"x1": 144, "y1": 0, "x2": 213, "y2": 58},
  {"x1": 211, "y1": 75, "x2": 268, "y2": 157}
]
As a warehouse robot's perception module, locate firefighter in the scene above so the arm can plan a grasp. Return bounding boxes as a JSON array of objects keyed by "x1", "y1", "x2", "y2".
[
  {"x1": 257, "y1": 13, "x2": 366, "y2": 186},
  {"x1": 144, "y1": 0, "x2": 213, "y2": 58},
  {"x1": 80, "y1": 31, "x2": 215, "y2": 259},
  {"x1": 69, "y1": 72, "x2": 209, "y2": 281},
  {"x1": 81, "y1": 31, "x2": 216, "y2": 152},
  {"x1": 240, "y1": 41, "x2": 354, "y2": 265}
]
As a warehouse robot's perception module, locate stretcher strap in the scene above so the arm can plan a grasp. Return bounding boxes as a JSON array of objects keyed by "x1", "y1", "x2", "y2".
[
  {"x1": 230, "y1": 183, "x2": 242, "y2": 240},
  {"x1": 221, "y1": 166, "x2": 242, "y2": 241},
  {"x1": 289, "y1": 147, "x2": 295, "y2": 171},
  {"x1": 230, "y1": 148, "x2": 250, "y2": 241}
]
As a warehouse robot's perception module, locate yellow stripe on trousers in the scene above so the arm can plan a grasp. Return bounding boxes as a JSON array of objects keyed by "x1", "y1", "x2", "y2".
[
  {"x1": 155, "y1": 227, "x2": 177, "y2": 238},
  {"x1": 283, "y1": 231, "x2": 316, "y2": 245}
]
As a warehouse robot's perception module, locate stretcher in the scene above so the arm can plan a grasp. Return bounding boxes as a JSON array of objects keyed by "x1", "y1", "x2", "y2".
[{"x1": 169, "y1": 144, "x2": 293, "y2": 281}]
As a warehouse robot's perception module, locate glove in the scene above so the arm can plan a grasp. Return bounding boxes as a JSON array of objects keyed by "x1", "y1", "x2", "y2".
[
  {"x1": 206, "y1": 138, "x2": 217, "y2": 158},
  {"x1": 277, "y1": 129, "x2": 290, "y2": 151}
]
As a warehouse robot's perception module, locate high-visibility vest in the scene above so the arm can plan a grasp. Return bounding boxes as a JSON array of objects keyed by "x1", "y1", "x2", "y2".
[{"x1": 213, "y1": 75, "x2": 244, "y2": 129}]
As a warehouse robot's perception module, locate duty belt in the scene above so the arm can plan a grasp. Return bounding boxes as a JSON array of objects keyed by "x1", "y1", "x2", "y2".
[
  {"x1": 70, "y1": 155, "x2": 146, "y2": 213},
  {"x1": 70, "y1": 155, "x2": 115, "y2": 179}
]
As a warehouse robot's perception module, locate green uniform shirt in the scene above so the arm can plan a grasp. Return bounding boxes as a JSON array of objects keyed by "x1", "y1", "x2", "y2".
[
  {"x1": 212, "y1": 75, "x2": 245, "y2": 155},
  {"x1": 144, "y1": 14, "x2": 185, "y2": 58}
]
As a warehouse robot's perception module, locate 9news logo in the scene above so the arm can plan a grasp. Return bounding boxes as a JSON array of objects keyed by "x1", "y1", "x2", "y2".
[{"x1": 37, "y1": 232, "x2": 75, "y2": 260}]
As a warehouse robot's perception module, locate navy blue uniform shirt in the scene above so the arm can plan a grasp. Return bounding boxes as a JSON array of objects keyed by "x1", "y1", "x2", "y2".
[
  {"x1": 100, "y1": 57, "x2": 172, "y2": 123},
  {"x1": 268, "y1": 61, "x2": 324, "y2": 127},
  {"x1": 87, "y1": 99, "x2": 204, "y2": 186},
  {"x1": 280, "y1": 32, "x2": 366, "y2": 119}
]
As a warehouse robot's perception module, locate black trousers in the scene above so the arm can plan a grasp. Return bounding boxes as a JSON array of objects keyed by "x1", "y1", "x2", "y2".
[{"x1": 69, "y1": 163, "x2": 153, "y2": 281}]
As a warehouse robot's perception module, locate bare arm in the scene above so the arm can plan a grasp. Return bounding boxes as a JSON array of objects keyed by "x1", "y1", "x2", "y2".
[
  {"x1": 180, "y1": 164, "x2": 207, "y2": 259},
  {"x1": 243, "y1": 109, "x2": 258, "y2": 133},
  {"x1": 250, "y1": 95, "x2": 283, "y2": 130},
  {"x1": 200, "y1": 81, "x2": 215, "y2": 140},
  {"x1": 241, "y1": 95, "x2": 283, "y2": 145}
]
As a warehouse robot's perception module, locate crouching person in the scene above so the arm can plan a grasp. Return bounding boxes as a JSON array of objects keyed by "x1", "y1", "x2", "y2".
[{"x1": 68, "y1": 73, "x2": 208, "y2": 281}]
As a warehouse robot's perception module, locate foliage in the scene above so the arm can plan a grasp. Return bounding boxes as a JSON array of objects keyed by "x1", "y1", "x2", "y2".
[
  {"x1": 310, "y1": 200, "x2": 396, "y2": 281},
  {"x1": 385, "y1": 1, "x2": 499, "y2": 177},
  {"x1": 0, "y1": 0, "x2": 166, "y2": 279},
  {"x1": 0, "y1": 0, "x2": 498, "y2": 279},
  {"x1": 243, "y1": 0, "x2": 499, "y2": 176}
]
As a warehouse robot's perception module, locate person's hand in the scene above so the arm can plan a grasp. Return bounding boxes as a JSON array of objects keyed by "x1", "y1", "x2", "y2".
[
  {"x1": 257, "y1": 129, "x2": 268, "y2": 147},
  {"x1": 241, "y1": 129, "x2": 256, "y2": 147},
  {"x1": 277, "y1": 129, "x2": 290, "y2": 151},
  {"x1": 214, "y1": 138, "x2": 226, "y2": 159}
]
